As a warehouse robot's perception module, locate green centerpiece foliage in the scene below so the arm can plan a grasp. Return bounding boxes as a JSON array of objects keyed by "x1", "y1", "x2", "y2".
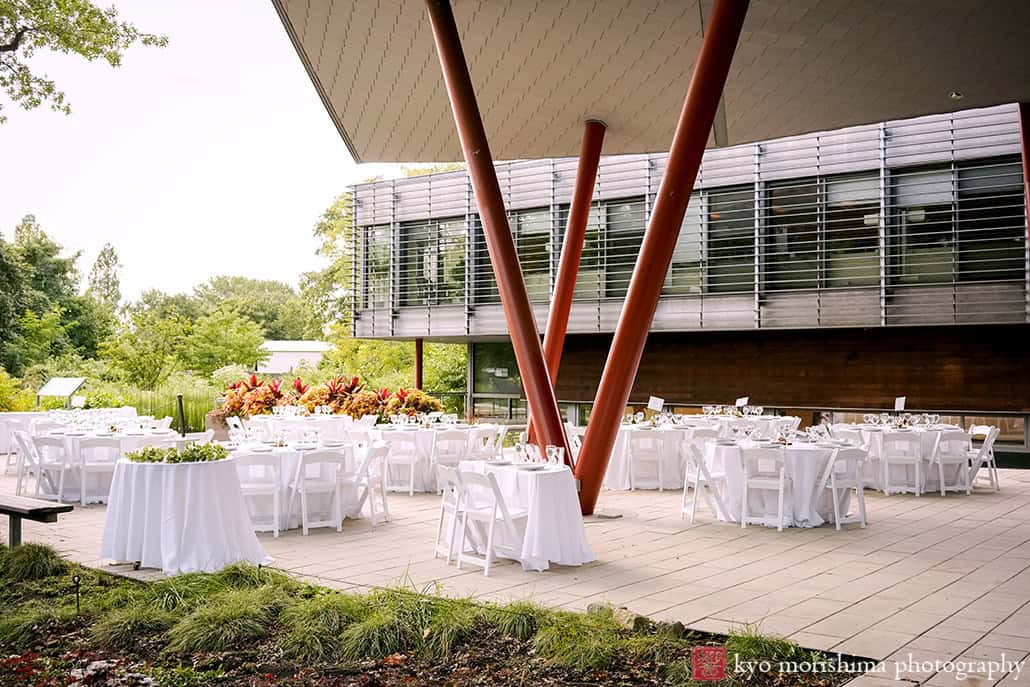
[{"x1": 125, "y1": 443, "x2": 228, "y2": 464}]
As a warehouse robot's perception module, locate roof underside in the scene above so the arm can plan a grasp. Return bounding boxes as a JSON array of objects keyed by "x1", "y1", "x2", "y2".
[{"x1": 273, "y1": 0, "x2": 1030, "y2": 164}]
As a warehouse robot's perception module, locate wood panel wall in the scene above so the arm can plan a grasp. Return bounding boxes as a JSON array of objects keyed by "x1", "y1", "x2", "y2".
[{"x1": 553, "y1": 324, "x2": 1030, "y2": 412}]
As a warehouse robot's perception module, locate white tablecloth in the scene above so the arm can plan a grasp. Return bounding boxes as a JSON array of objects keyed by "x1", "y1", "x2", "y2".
[
  {"x1": 100, "y1": 457, "x2": 270, "y2": 574},
  {"x1": 379, "y1": 425, "x2": 498, "y2": 493},
  {"x1": 459, "y1": 461, "x2": 594, "y2": 571},
  {"x1": 248, "y1": 416, "x2": 354, "y2": 442},
  {"x1": 606, "y1": 426, "x2": 688, "y2": 490},
  {"x1": 709, "y1": 440, "x2": 847, "y2": 528},
  {"x1": 850, "y1": 425, "x2": 955, "y2": 491}
]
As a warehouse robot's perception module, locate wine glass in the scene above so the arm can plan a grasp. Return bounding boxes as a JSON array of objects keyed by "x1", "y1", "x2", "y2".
[
  {"x1": 545, "y1": 445, "x2": 558, "y2": 464},
  {"x1": 514, "y1": 442, "x2": 525, "y2": 463},
  {"x1": 634, "y1": 411, "x2": 645, "y2": 424}
]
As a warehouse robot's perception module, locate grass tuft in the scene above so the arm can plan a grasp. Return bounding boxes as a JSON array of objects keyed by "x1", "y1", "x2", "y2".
[
  {"x1": 212, "y1": 562, "x2": 295, "y2": 591},
  {"x1": 0, "y1": 602, "x2": 78, "y2": 646},
  {"x1": 533, "y1": 609, "x2": 622, "y2": 672},
  {"x1": 92, "y1": 604, "x2": 177, "y2": 650},
  {"x1": 488, "y1": 600, "x2": 542, "y2": 642},
  {"x1": 726, "y1": 622, "x2": 812, "y2": 662},
  {"x1": 166, "y1": 587, "x2": 287, "y2": 653},
  {"x1": 1, "y1": 543, "x2": 67, "y2": 582},
  {"x1": 422, "y1": 599, "x2": 481, "y2": 657},
  {"x1": 339, "y1": 606, "x2": 412, "y2": 660},
  {"x1": 280, "y1": 592, "x2": 369, "y2": 661}
]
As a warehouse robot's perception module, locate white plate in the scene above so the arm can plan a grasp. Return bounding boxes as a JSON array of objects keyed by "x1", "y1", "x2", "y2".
[
  {"x1": 516, "y1": 464, "x2": 546, "y2": 471},
  {"x1": 487, "y1": 460, "x2": 512, "y2": 466},
  {"x1": 322, "y1": 442, "x2": 345, "y2": 448},
  {"x1": 292, "y1": 443, "x2": 318, "y2": 451},
  {"x1": 248, "y1": 445, "x2": 273, "y2": 453}
]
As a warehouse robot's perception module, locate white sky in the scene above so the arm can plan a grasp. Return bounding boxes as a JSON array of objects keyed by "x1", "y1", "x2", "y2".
[{"x1": 0, "y1": 0, "x2": 404, "y2": 301}]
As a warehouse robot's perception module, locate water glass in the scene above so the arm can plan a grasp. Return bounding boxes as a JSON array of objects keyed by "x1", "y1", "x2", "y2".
[{"x1": 514, "y1": 442, "x2": 525, "y2": 463}]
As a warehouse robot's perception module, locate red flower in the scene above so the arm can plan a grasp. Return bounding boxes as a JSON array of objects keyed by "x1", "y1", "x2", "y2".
[{"x1": 293, "y1": 378, "x2": 309, "y2": 395}]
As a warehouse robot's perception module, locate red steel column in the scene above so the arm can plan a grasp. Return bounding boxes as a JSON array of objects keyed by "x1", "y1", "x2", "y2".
[
  {"x1": 414, "y1": 338, "x2": 424, "y2": 390},
  {"x1": 1019, "y1": 103, "x2": 1030, "y2": 248},
  {"x1": 575, "y1": 0, "x2": 749, "y2": 515},
  {"x1": 425, "y1": 0, "x2": 570, "y2": 458},
  {"x1": 527, "y1": 120, "x2": 606, "y2": 452}
]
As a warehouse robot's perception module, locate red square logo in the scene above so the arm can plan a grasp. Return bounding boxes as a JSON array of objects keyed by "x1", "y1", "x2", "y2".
[{"x1": 692, "y1": 646, "x2": 727, "y2": 681}]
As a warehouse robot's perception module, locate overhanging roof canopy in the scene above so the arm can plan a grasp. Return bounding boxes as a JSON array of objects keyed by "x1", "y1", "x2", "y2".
[{"x1": 273, "y1": 0, "x2": 1030, "y2": 164}]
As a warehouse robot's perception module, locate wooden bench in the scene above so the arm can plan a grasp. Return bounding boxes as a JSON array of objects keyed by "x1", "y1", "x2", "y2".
[{"x1": 0, "y1": 495, "x2": 73, "y2": 547}]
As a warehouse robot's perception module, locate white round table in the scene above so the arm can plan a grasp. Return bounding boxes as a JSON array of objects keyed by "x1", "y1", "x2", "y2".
[{"x1": 100, "y1": 457, "x2": 270, "y2": 574}]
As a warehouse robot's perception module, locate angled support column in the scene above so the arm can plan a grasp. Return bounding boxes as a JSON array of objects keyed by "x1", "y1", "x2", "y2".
[
  {"x1": 575, "y1": 0, "x2": 749, "y2": 515},
  {"x1": 425, "y1": 0, "x2": 570, "y2": 458},
  {"x1": 1020, "y1": 103, "x2": 1030, "y2": 322},
  {"x1": 527, "y1": 120, "x2": 607, "y2": 453},
  {"x1": 414, "y1": 338, "x2": 424, "y2": 390}
]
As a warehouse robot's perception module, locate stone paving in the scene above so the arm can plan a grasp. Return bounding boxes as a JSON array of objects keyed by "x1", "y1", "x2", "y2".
[{"x1": 3, "y1": 468, "x2": 1030, "y2": 686}]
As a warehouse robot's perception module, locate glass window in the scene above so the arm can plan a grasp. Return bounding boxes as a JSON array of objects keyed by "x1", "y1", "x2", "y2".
[
  {"x1": 604, "y1": 198, "x2": 646, "y2": 298},
  {"x1": 363, "y1": 224, "x2": 390, "y2": 308},
  {"x1": 438, "y1": 218, "x2": 466, "y2": 304},
  {"x1": 472, "y1": 342, "x2": 521, "y2": 394},
  {"x1": 764, "y1": 180, "x2": 818, "y2": 291},
  {"x1": 957, "y1": 159, "x2": 1025, "y2": 282},
  {"x1": 399, "y1": 220, "x2": 435, "y2": 306},
  {"x1": 557, "y1": 204, "x2": 604, "y2": 301},
  {"x1": 472, "y1": 216, "x2": 499, "y2": 304},
  {"x1": 663, "y1": 193, "x2": 703, "y2": 295},
  {"x1": 515, "y1": 208, "x2": 552, "y2": 302},
  {"x1": 890, "y1": 166, "x2": 954, "y2": 285},
  {"x1": 706, "y1": 186, "x2": 755, "y2": 293},
  {"x1": 825, "y1": 175, "x2": 880, "y2": 288}
]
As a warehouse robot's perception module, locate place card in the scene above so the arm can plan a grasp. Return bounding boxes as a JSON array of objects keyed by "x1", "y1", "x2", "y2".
[
  {"x1": 894, "y1": 396, "x2": 906, "y2": 411},
  {"x1": 647, "y1": 396, "x2": 665, "y2": 412},
  {"x1": 735, "y1": 397, "x2": 749, "y2": 408}
]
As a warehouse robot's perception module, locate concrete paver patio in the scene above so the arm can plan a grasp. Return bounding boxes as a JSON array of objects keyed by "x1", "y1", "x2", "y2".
[{"x1": 3, "y1": 468, "x2": 1030, "y2": 685}]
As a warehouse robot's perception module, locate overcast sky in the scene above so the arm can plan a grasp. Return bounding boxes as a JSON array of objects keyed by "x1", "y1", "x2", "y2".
[{"x1": 0, "y1": 0, "x2": 404, "y2": 301}]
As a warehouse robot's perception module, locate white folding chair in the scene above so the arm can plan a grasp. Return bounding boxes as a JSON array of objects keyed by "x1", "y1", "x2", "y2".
[
  {"x1": 32, "y1": 436, "x2": 75, "y2": 503},
  {"x1": 881, "y1": 432, "x2": 925, "y2": 496},
  {"x1": 12, "y1": 430, "x2": 51, "y2": 498},
  {"x1": 77, "y1": 437, "x2": 121, "y2": 506},
  {"x1": 385, "y1": 430, "x2": 427, "y2": 496},
  {"x1": 739, "y1": 446, "x2": 791, "y2": 531},
  {"x1": 931, "y1": 431, "x2": 973, "y2": 496},
  {"x1": 680, "y1": 443, "x2": 728, "y2": 523},
  {"x1": 969, "y1": 425, "x2": 1000, "y2": 491},
  {"x1": 341, "y1": 442, "x2": 390, "y2": 530},
  {"x1": 3, "y1": 418, "x2": 26, "y2": 474},
  {"x1": 358, "y1": 415, "x2": 379, "y2": 428},
  {"x1": 491, "y1": 426, "x2": 509, "y2": 459},
  {"x1": 433, "y1": 464, "x2": 464, "y2": 563},
  {"x1": 627, "y1": 431, "x2": 665, "y2": 490},
  {"x1": 183, "y1": 430, "x2": 215, "y2": 443},
  {"x1": 819, "y1": 447, "x2": 867, "y2": 530},
  {"x1": 286, "y1": 449, "x2": 347, "y2": 535},
  {"x1": 433, "y1": 429, "x2": 469, "y2": 471},
  {"x1": 455, "y1": 470, "x2": 528, "y2": 577},
  {"x1": 467, "y1": 426, "x2": 496, "y2": 461},
  {"x1": 565, "y1": 424, "x2": 585, "y2": 463},
  {"x1": 235, "y1": 451, "x2": 282, "y2": 537},
  {"x1": 158, "y1": 416, "x2": 174, "y2": 430},
  {"x1": 226, "y1": 416, "x2": 245, "y2": 434}
]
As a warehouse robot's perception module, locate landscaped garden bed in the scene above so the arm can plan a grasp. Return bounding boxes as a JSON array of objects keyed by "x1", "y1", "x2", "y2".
[{"x1": 0, "y1": 544, "x2": 868, "y2": 686}]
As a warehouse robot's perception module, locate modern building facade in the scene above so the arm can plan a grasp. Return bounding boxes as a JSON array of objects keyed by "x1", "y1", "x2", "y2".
[{"x1": 349, "y1": 104, "x2": 1029, "y2": 450}]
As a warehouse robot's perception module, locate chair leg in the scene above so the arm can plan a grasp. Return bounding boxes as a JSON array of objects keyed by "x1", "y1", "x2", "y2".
[
  {"x1": 830, "y1": 475, "x2": 842, "y2": 531},
  {"x1": 379, "y1": 481, "x2": 391, "y2": 521},
  {"x1": 456, "y1": 513, "x2": 468, "y2": 570},
  {"x1": 433, "y1": 502, "x2": 446, "y2": 558},
  {"x1": 776, "y1": 470, "x2": 785, "y2": 532},
  {"x1": 81, "y1": 470, "x2": 88, "y2": 507},
  {"x1": 483, "y1": 515, "x2": 496, "y2": 577},
  {"x1": 915, "y1": 461, "x2": 921, "y2": 497},
  {"x1": 689, "y1": 476, "x2": 700, "y2": 523},
  {"x1": 658, "y1": 455, "x2": 664, "y2": 492},
  {"x1": 629, "y1": 455, "x2": 635, "y2": 491},
  {"x1": 740, "y1": 477, "x2": 748, "y2": 529},
  {"x1": 448, "y1": 507, "x2": 462, "y2": 564},
  {"x1": 273, "y1": 489, "x2": 280, "y2": 538},
  {"x1": 367, "y1": 482, "x2": 377, "y2": 532},
  {"x1": 856, "y1": 485, "x2": 867, "y2": 528},
  {"x1": 300, "y1": 489, "x2": 309, "y2": 536},
  {"x1": 938, "y1": 461, "x2": 945, "y2": 497},
  {"x1": 409, "y1": 462, "x2": 415, "y2": 497}
]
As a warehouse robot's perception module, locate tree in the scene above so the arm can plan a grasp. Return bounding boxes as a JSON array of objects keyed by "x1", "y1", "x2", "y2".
[
  {"x1": 301, "y1": 192, "x2": 355, "y2": 332},
  {"x1": 100, "y1": 310, "x2": 187, "y2": 390},
  {"x1": 12, "y1": 214, "x2": 78, "y2": 313},
  {"x1": 61, "y1": 294, "x2": 114, "y2": 357},
  {"x1": 0, "y1": 0, "x2": 167, "y2": 123},
  {"x1": 87, "y1": 242, "x2": 120, "y2": 309},
  {"x1": 126, "y1": 288, "x2": 203, "y2": 323},
  {"x1": 0, "y1": 233, "x2": 25, "y2": 354},
  {"x1": 193, "y1": 276, "x2": 316, "y2": 340},
  {"x1": 2, "y1": 307, "x2": 67, "y2": 374},
  {"x1": 179, "y1": 308, "x2": 268, "y2": 376}
]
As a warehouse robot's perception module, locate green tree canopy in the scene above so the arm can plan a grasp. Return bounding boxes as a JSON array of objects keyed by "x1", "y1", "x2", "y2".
[
  {"x1": 0, "y1": 0, "x2": 167, "y2": 123},
  {"x1": 99, "y1": 310, "x2": 188, "y2": 390},
  {"x1": 87, "y1": 242, "x2": 120, "y2": 309},
  {"x1": 192, "y1": 275, "x2": 316, "y2": 340},
  {"x1": 2, "y1": 307, "x2": 66, "y2": 373},
  {"x1": 178, "y1": 308, "x2": 268, "y2": 377},
  {"x1": 12, "y1": 214, "x2": 79, "y2": 312}
]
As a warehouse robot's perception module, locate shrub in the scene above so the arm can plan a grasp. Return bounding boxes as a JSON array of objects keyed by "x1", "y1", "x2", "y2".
[
  {"x1": 280, "y1": 592, "x2": 368, "y2": 661},
  {"x1": 533, "y1": 608, "x2": 622, "y2": 672},
  {"x1": 422, "y1": 599, "x2": 481, "y2": 657},
  {"x1": 167, "y1": 587, "x2": 287, "y2": 653},
  {"x1": 488, "y1": 600, "x2": 542, "y2": 641},
  {"x1": 92, "y1": 604, "x2": 177, "y2": 649},
  {"x1": 1, "y1": 543, "x2": 67, "y2": 582},
  {"x1": 339, "y1": 606, "x2": 410, "y2": 660},
  {"x1": 0, "y1": 603, "x2": 78, "y2": 646}
]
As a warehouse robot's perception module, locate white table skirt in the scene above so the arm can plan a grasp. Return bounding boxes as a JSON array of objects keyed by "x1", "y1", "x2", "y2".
[
  {"x1": 605, "y1": 426, "x2": 688, "y2": 490},
  {"x1": 248, "y1": 416, "x2": 354, "y2": 442},
  {"x1": 709, "y1": 441, "x2": 848, "y2": 528},
  {"x1": 100, "y1": 457, "x2": 270, "y2": 574},
  {"x1": 855, "y1": 426, "x2": 954, "y2": 491},
  {"x1": 459, "y1": 461, "x2": 595, "y2": 571},
  {"x1": 380, "y1": 425, "x2": 498, "y2": 493}
]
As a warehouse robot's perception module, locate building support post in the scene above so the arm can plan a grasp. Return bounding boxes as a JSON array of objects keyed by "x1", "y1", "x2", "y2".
[
  {"x1": 575, "y1": 0, "x2": 749, "y2": 515},
  {"x1": 414, "y1": 338, "x2": 424, "y2": 390},
  {"x1": 527, "y1": 120, "x2": 606, "y2": 453},
  {"x1": 1019, "y1": 103, "x2": 1030, "y2": 320},
  {"x1": 425, "y1": 0, "x2": 570, "y2": 458}
]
